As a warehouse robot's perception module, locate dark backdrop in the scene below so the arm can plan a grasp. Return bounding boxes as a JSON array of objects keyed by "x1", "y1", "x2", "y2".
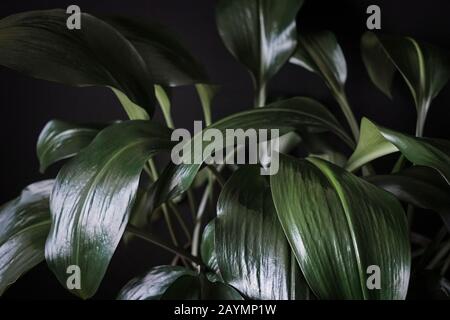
[{"x1": 0, "y1": 0, "x2": 449, "y2": 299}]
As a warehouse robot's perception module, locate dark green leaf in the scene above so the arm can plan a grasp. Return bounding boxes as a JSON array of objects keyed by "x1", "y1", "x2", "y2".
[
  {"x1": 291, "y1": 30, "x2": 347, "y2": 95},
  {"x1": 346, "y1": 118, "x2": 450, "y2": 185},
  {"x1": 161, "y1": 274, "x2": 243, "y2": 300},
  {"x1": 290, "y1": 30, "x2": 359, "y2": 139},
  {"x1": 361, "y1": 32, "x2": 450, "y2": 135},
  {"x1": 117, "y1": 265, "x2": 195, "y2": 300},
  {"x1": 216, "y1": 166, "x2": 310, "y2": 300},
  {"x1": 104, "y1": 16, "x2": 208, "y2": 86},
  {"x1": 0, "y1": 180, "x2": 53, "y2": 295},
  {"x1": 46, "y1": 121, "x2": 173, "y2": 299},
  {"x1": 149, "y1": 97, "x2": 354, "y2": 211},
  {"x1": 200, "y1": 220, "x2": 219, "y2": 274},
  {"x1": 37, "y1": 120, "x2": 103, "y2": 173},
  {"x1": 271, "y1": 154, "x2": 410, "y2": 299},
  {"x1": 216, "y1": 0, "x2": 304, "y2": 89},
  {"x1": 366, "y1": 166, "x2": 450, "y2": 231},
  {"x1": 0, "y1": 9, "x2": 155, "y2": 117}
]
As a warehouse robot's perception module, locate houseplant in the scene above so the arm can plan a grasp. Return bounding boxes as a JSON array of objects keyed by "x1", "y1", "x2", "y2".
[{"x1": 0, "y1": 0, "x2": 449, "y2": 300}]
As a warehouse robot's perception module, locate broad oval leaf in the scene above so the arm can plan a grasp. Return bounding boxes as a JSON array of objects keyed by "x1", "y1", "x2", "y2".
[
  {"x1": 46, "y1": 121, "x2": 173, "y2": 299},
  {"x1": 216, "y1": 166, "x2": 310, "y2": 300},
  {"x1": 161, "y1": 274, "x2": 243, "y2": 300},
  {"x1": 149, "y1": 97, "x2": 354, "y2": 211},
  {"x1": 216, "y1": 0, "x2": 304, "y2": 90},
  {"x1": 117, "y1": 265, "x2": 195, "y2": 300},
  {"x1": 200, "y1": 220, "x2": 219, "y2": 274},
  {"x1": 37, "y1": 120, "x2": 103, "y2": 173},
  {"x1": 346, "y1": 118, "x2": 450, "y2": 185},
  {"x1": 361, "y1": 32, "x2": 450, "y2": 135},
  {"x1": 271, "y1": 154, "x2": 410, "y2": 299},
  {"x1": 0, "y1": 180, "x2": 53, "y2": 295},
  {"x1": 0, "y1": 9, "x2": 155, "y2": 116},
  {"x1": 290, "y1": 30, "x2": 347, "y2": 95},
  {"x1": 366, "y1": 166, "x2": 450, "y2": 231}
]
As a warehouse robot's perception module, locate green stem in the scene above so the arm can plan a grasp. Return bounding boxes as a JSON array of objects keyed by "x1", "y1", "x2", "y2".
[
  {"x1": 191, "y1": 180, "x2": 214, "y2": 257},
  {"x1": 427, "y1": 239, "x2": 450, "y2": 270},
  {"x1": 207, "y1": 165, "x2": 225, "y2": 187},
  {"x1": 168, "y1": 202, "x2": 192, "y2": 242},
  {"x1": 334, "y1": 92, "x2": 359, "y2": 142},
  {"x1": 255, "y1": 82, "x2": 267, "y2": 107},
  {"x1": 125, "y1": 225, "x2": 204, "y2": 267}
]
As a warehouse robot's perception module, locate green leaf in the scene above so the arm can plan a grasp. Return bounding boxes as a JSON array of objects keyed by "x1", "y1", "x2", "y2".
[
  {"x1": 291, "y1": 31, "x2": 347, "y2": 96},
  {"x1": 346, "y1": 118, "x2": 450, "y2": 185},
  {"x1": 200, "y1": 220, "x2": 219, "y2": 274},
  {"x1": 46, "y1": 121, "x2": 173, "y2": 299},
  {"x1": 104, "y1": 16, "x2": 208, "y2": 86},
  {"x1": 361, "y1": 32, "x2": 450, "y2": 136},
  {"x1": 0, "y1": 180, "x2": 53, "y2": 295},
  {"x1": 290, "y1": 30, "x2": 359, "y2": 139},
  {"x1": 37, "y1": 120, "x2": 103, "y2": 173},
  {"x1": 161, "y1": 274, "x2": 243, "y2": 300},
  {"x1": 216, "y1": 0, "x2": 304, "y2": 91},
  {"x1": 366, "y1": 166, "x2": 450, "y2": 231},
  {"x1": 117, "y1": 265, "x2": 195, "y2": 300},
  {"x1": 196, "y1": 84, "x2": 219, "y2": 126},
  {"x1": 0, "y1": 9, "x2": 155, "y2": 117},
  {"x1": 271, "y1": 154, "x2": 410, "y2": 299},
  {"x1": 216, "y1": 166, "x2": 310, "y2": 300},
  {"x1": 149, "y1": 97, "x2": 354, "y2": 211}
]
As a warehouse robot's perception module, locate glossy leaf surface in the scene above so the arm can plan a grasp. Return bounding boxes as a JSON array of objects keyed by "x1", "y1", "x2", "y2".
[
  {"x1": 361, "y1": 32, "x2": 450, "y2": 135},
  {"x1": 0, "y1": 181, "x2": 53, "y2": 295},
  {"x1": 149, "y1": 97, "x2": 353, "y2": 211},
  {"x1": 117, "y1": 265, "x2": 195, "y2": 300},
  {"x1": 0, "y1": 9, "x2": 155, "y2": 116},
  {"x1": 216, "y1": 166, "x2": 309, "y2": 300},
  {"x1": 271, "y1": 154, "x2": 410, "y2": 299},
  {"x1": 216, "y1": 0, "x2": 304, "y2": 88},
  {"x1": 347, "y1": 118, "x2": 450, "y2": 184},
  {"x1": 46, "y1": 121, "x2": 173, "y2": 298},
  {"x1": 367, "y1": 166, "x2": 450, "y2": 230},
  {"x1": 37, "y1": 120, "x2": 102, "y2": 173}
]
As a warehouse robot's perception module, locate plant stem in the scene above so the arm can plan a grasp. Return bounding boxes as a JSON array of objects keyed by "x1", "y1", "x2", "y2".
[
  {"x1": 191, "y1": 180, "x2": 214, "y2": 257},
  {"x1": 427, "y1": 239, "x2": 450, "y2": 270},
  {"x1": 207, "y1": 165, "x2": 225, "y2": 187},
  {"x1": 255, "y1": 82, "x2": 267, "y2": 107},
  {"x1": 168, "y1": 202, "x2": 192, "y2": 242},
  {"x1": 125, "y1": 225, "x2": 204, "y2": 267},
  {"x1": 334, "y1": 92, "x2": 359, "y2": 141}
]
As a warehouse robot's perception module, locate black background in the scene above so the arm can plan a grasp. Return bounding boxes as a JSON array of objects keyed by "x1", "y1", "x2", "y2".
[{"x1": 0, "y1": 0, "x2": 449, "y2": 299}]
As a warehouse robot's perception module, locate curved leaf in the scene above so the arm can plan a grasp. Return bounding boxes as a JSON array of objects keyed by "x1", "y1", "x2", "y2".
[
  {"x1": 200, "y1": 220, "x2": 219, "y2": 274},
  {"x1": 290, "y1": 30, "x2": 359, "y2": 139},
  {"x1": 0, "y1": 180, "x2": 53, "y2": 295},
  {"x1": 149, "y1": 97, "x2": 354, "y2": 211},
  {"x1": 161, "y1": 274, "x2": 243, "y2": 300},
  {"x1": 216, "y1": 166, "x2": 310, "y2": 300},
  {"x1": 46, "y1": 121, "x2": 173, "y2": 299},
  {"x1": 0, "y1": 9, "x2": 155, "y2": 116},
  {"x1": 37, "y1": 120, "x2": 103, "y2": 173},
  {"x1": 361, "y1": 32, "x2": 450, "y2": 135},
  {"x1": 271, "y1": 154, "x2": 410, "y2": 299},
  {"x1": 366, "y1": 166, "x2": 450, "y2": 231},
  {"x1": 117, "y1": 265, "x2": 195, "y2": 300},
  {"x1": 346, "y1": 118, "x2": 450, "y2": 185},
  {"x1": 216, "y1": 0, "x2": 303, "y2": 90},
  {"x1": 290, "y1": 30, "x2": 347, "y2": 95},
  {"x1": 104, "y1": 16, "x2": 208, "y2": 86}
]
